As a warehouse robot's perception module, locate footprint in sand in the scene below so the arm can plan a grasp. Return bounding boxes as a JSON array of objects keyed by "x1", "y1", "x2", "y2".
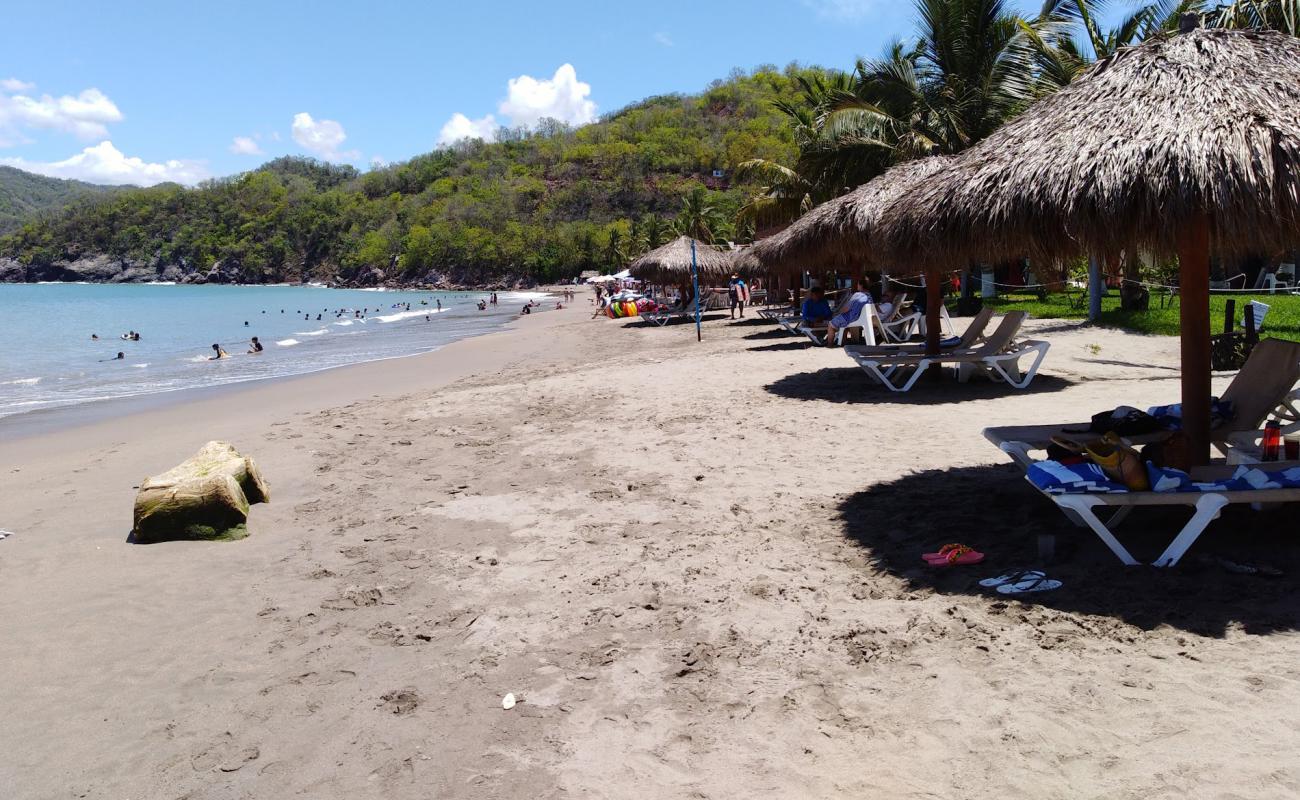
[
  {"x1": 378, "y1": 687, "x2": 422, "y2": 715},
  {"x1": 190, "y1": 732, "x2": 260, "y2": 773}
]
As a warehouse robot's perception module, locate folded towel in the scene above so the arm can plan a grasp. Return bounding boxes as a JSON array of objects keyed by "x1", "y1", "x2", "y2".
[{"x1": 1146, "y1": 399, "x2": 1234, "y2": 430}]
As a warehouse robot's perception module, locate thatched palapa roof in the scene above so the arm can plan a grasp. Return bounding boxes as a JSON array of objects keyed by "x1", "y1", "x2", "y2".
[
  {"x1": 880, "y1": 27, "x2": 1300, "y2": 267},
  {"x1": 750, "y1": 156, "x2": 952, "y2": 276},
  {"x1": 628, "y1": 236, "x2": 742, "y2": 284}
]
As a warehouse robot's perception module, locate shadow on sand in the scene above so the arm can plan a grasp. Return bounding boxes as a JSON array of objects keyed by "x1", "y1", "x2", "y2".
[
  {"x1": 836, "y1": 464, "x2": 1300, "y2": 635},
  {"x1": 749, "y1": 341, "x2": 811, "y2": 352},
  {"x1": 765, "y1": 367, "x2": 1073, "y2": 405}
]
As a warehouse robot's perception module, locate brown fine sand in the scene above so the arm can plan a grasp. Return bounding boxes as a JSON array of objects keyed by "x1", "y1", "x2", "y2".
[{"x1": 1, "y1": 305, "x2": 1299, "y2": 799}]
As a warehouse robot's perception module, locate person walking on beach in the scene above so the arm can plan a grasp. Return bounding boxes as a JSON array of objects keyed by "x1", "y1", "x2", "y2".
[
  {"x1": 247, "y1": 337, "x2": 263, "y2": 354},
  {"x1": 210, "y1": 343, "x2": 229, "y2": 360},
  {"x1": 728, "y1": 273, "x2": 748, "y2": 319}
]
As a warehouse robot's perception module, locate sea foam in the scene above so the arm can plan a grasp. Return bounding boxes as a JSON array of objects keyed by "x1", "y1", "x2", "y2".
[{"x1": 276, "y1": 338, "x2": 300, "y2": 347}]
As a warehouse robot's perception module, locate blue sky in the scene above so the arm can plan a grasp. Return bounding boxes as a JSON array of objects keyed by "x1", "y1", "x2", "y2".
[{"x1": 0, "y1": 0, "x2": 1105, "y2": 186}]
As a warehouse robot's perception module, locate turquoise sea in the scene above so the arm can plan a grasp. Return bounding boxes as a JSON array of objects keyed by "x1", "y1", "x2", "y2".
[{"x1": 0, "y1": 283, "x2": 546, "y2": 419}]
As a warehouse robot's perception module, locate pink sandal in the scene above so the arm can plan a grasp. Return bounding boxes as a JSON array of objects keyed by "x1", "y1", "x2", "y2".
[{"x1": 922, "y1": 544, "x2": 985, "y2": 566}]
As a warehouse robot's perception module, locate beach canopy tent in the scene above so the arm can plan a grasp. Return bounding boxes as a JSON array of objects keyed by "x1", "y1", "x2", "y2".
[{"x1": 874, "y1": 22, "x2": 1300, "y2": 464}]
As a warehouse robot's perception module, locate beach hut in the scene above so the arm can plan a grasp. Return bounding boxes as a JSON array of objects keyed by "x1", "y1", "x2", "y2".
[
  {"x1": 877, "y1": 21, "x2": 1300, "y2": 463},
  {"x1": 628, "y1": 236, "x2": 737, "y2": 340}
]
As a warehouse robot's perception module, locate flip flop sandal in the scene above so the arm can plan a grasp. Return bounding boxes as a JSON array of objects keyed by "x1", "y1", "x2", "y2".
[
  {"x1": 922, "y1": 543, "x2": 973, "y2": 561},
  {"x1": 996, "y1": 575, "x2": 1063, "y2": 595},
  {"x1": 923, "y1": 545, "x2": 985, "y2": 566},
  {"x1": 979, "y1": 569, "x2": 1045, "y2": 588}
]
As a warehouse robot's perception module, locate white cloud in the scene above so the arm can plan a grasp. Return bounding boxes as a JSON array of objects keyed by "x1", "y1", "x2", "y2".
[
  {"x1": 229, "y1": 135, "x2": 263, "y2": 155},
  {"x1": 1, "y1": 78, "x2": 35, "y2": 92},
  {"x1": 499, "y1": 64, "x2": 597, "y2": 128},
  {"x1": 803, "y1": 0, "x2": 876, "y2": 20},
  {"x1": 438, "y1": 63, "x2": 597, "y2": 147},
  {"x1": 290, "y1": 112, "x2": 359, "y2": 162},
  {"x1": 0, "y1": 86, "x2": 123, "y2": 144},
  {"x1": 653, "y1": 32, "x2": 674, "y2": 47},
  {"x1": 436, "y1": 112, "x2": 498, "y2": 146},
  {"x1": 0, "y1": 140, "x2": 209, "y2": 186}
]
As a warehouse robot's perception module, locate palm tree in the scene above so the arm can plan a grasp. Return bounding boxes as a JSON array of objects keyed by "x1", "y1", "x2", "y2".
[
  {"x1": 604, "y1": 228, "x2": 626, "y2": 269},
  {"x1": 1213, "y1": 0, "x2": 1300, "y2": 34},
  {"x1": 641, "y1": 214, "x2": 668, "y2": 250},
  {"x1": 674, "y1": 186, "x2": 725, "y2": 244},
  {"x1": 822, "y1": 0, "x2": 1034, "y2": 164},
  {"x1": 734, "y1": 71, "x2": 858, "y2": 229}
]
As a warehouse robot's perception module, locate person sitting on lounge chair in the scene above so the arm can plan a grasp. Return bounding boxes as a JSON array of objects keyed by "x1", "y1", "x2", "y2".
[
  {"x1": 824, "y1": 280, "x2": 873, "y2": 347},
  {"x1": 801, "y1": 287, "x2": 833, "y2": 328}
]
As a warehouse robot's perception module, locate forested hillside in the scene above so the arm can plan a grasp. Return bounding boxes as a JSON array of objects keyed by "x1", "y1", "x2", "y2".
[
  {"x1": 0, "y1": 166, "x2": 122, "y2": 235},
  {"x1": 0, "y1": 66, "x2": 812, "y2": 286}
]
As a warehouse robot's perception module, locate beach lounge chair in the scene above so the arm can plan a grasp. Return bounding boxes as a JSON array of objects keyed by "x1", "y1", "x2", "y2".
[
  {"x1": 873, "y1": 293, "x2": 919, "y2": 343},
  {"x1": 1020, "y1": 462, "x2": 1300, "y2": 567},
  {"x1": 985, "y1": 338, "x2": 1300, "y2": 469},
  {"x1": 798, "y1": 300, "x2": 877, "y2": 347},
  {"x1": 851, "y1": 311, "x2": 1049, "y2": 392},
  {"x1": 844, "y1": 307, "x2": 994, "y2": 360}
]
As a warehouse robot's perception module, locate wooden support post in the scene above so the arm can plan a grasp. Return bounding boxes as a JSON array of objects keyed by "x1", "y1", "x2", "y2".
[
  {"x1": 1223, "y1": 299, "x2": 1235, "y2": 334},
  {"x1": 1176, "y1": 218, "x2": 1213, "y2": 466},
  {"x1": 925, "y1": 269, "x2": 942, "y2": 356}
]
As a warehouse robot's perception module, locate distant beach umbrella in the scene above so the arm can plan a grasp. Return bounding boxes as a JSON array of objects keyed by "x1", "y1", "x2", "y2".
[
  {"x1": 627, "y1": 236, "x2": 736, "y2": 284},
  {"x1": 877, "y1": 22, "x2": 1300, "y2": 462}
]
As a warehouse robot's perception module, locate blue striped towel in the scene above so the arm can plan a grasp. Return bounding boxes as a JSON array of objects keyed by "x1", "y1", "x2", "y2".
[
  {"x1": 1148, "y1": 464, "x2": 1300, "y2": 493},
  {"x1": 1028, "y1": 461, "x2": 1129, "y2": 494}
]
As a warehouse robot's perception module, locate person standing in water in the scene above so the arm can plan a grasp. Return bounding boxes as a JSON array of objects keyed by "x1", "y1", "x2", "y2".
[
  {"x1": 247, "y1": 337, "x2": 263, "y2": 354},
  {"x1": 210, "y1": 343, "x2": 229, "y2": 360}
]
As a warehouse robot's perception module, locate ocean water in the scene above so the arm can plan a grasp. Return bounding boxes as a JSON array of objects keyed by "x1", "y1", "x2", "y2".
[{"x1": 0, "y1": 283, "x2": 547, "y2": 419}]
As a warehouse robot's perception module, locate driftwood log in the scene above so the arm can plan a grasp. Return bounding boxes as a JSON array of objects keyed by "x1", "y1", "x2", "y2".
[{"x1": 132, "y1": 441, "x2": 269, "y2": 543}]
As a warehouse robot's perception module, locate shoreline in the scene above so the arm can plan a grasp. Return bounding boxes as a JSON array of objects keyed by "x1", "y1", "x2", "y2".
[
  {"x1": 0, "y1": 287, "x2": 565, "y2": 440},
  {"x1": 0, "y1": 302, "x2": 567, "y2": 458}
]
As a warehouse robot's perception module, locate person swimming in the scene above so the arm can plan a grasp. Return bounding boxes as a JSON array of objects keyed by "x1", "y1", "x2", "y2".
[
  {"x1": 247, "y1": 337, "x2": 263, "y2": 354},
  {"x1": 210, "y1": 343, "x2": 229, "y2": 360},
  {"x1": 100, "y1": 352, "x2": 125, "y2": 362},
  {"x1": 91, "y1": 334, "x2": 99, "y2": 340}
]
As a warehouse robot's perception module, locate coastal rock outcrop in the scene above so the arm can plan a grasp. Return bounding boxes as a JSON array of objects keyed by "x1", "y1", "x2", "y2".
[
  {"x1": 0, "y1": 257, "x2": 26, "y2": 282},
  {"x1": 132, "y1": 441, "x2": 270, "y2": 543}
]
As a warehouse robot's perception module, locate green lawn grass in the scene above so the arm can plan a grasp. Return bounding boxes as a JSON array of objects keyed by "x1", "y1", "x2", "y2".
[{"x1": 982, "y1": 291, "x2": 1300, "y2": 342}]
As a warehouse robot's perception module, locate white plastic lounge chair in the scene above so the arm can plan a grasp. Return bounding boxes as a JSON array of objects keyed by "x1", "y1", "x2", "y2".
[
  {"x1": 873, "y1": 293, "x2": 917, "y2": 343},
  {"x1": 985, "y1": 338, "x2": 1300, "y2": 469},
  {"x1": 852, "y1": 311, "x2": 1049, "y2": 392},
  {"x1": 799, "y1": 300, "x2": 877, "y2": 346},
  {"x1": 1025, "y1": 465, "x2": 1300, "y2": 567},
  {"x1": 845, "y1": 307, "x2": 994, "y2": 361}
]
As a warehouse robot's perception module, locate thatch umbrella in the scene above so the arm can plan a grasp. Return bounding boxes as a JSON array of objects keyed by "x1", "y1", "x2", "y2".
[
  {"x1": 752, "y1": 156, "x2": 953, "y2": 276},
  {"x1": 628, "y1": 236, "x2": 735, "y2": 340},
  {"x1": 879, "y1": 22, "x2": 1300, "y2": 463},
  {"x1": 751, "y1": 157, "x2": 953, "y2": 332},
  {"x1": 628, "y1": 235, "x2": 735, "y2": 285}
]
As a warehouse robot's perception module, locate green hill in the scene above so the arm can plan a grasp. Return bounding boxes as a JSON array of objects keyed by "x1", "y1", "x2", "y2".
[
  {"x1": 0, "y1": 66, "x2": 813, "y2": 285},
  {"x1": 0, "y1": 166, "x2": 123, "y2": 235}
]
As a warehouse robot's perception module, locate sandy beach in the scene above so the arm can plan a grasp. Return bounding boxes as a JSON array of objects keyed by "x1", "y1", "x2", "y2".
[{"x1": 2, "y1": 304, "x2": 1298, "y2": 799}]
